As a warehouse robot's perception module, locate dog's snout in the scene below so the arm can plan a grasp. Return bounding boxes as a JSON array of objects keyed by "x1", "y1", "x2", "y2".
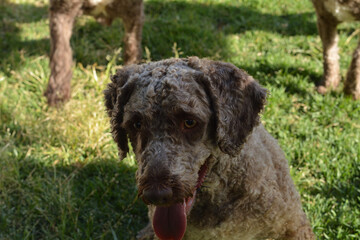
[{"x1": 142, "y1": 186, "x2": 173, "y2": 205}]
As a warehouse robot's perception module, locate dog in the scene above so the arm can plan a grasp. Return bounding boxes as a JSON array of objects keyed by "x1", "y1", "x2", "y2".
[
  {"x1": 104, "y1": 57, "x2": 315, "y2": 239},
  {"x1": 312, "y1": 0, "x2": 360, "y2": 99},
  {"x1": 45, "y1": 0, "x2": 144, "y2": 106}
]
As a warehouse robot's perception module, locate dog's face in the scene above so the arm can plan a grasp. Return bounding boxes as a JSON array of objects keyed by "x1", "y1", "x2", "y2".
[
  {"x1": 122, "y1": 65, "x2": 213, "y2": 202},
  {"x1": 104, "y1": 57, "x2": 267, "y2": 240}
]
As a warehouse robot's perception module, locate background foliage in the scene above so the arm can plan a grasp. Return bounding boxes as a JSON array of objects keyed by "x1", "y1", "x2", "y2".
[{"x1": 1, "y1": 0, "x2": 359, "y2": 239}]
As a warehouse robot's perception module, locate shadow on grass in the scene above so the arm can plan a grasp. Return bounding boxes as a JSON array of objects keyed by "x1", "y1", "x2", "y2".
[
  {"x1": 309, "y1": 160, "x2": 360, "y2": 204},
  {"x1": 243, "y1": 62, "x2": 323, "y2": 97},
  {"x1": 306, "y1": 162, "x2": 360, "y2": 235},
  {"x1": 1, "y1": 0, "x2": 318, "y2": 71},
  {"x1": 0, "y1": 1, "x2": 49, "y2": 75},
  {"x1": 0, "y1": 154, "x2": 148, "y2": 239},
  {"x1": 0, "y1": 101, "x2": 148, "y2": 238},
  {"x1": 143, "y1": 0, "x2": 317, "y2": 60}
]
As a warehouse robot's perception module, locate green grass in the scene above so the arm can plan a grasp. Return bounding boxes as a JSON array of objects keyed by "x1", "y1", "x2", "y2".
[{"x1": 0, "y1": 0, "x2": 359, "y2": 239}]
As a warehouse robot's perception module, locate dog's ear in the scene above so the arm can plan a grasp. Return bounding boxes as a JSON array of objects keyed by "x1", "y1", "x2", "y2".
[
  {"x1": 104, "y1": 67, "x2": 137, "y2": 160},
  {"x1": 189, "y1": 57, "x2": 267, "y2": 156}
]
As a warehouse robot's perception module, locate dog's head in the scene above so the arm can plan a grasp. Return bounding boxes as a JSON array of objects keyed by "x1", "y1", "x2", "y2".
[{"x1": 104, "y1": 57, "x2": 267, "y2": 240}]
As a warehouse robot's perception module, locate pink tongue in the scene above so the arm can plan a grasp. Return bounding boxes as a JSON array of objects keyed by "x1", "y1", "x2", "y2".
[{"x1": 153, "y1": 203, "x2": 187, "y2": 240}]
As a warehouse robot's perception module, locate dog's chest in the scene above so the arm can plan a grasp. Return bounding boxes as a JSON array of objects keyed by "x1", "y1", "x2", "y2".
[
  {"x1": 323, "y1": 0, "x2": 358, "y2": 21},
  {"x1": 185, "y1": 223, "x2": 260, "y2": 240},
  {"x1": 186, "y1": 192, "x2": 264, "y2": 239}
]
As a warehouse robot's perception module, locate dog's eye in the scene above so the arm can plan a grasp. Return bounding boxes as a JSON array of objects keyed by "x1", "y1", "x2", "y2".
[
  {"x1": 184, "y1": 119, "x2": 197, "y2": 129},
  {"x1": 133, "y1": 122, "x2": 142, "y2": 130}
]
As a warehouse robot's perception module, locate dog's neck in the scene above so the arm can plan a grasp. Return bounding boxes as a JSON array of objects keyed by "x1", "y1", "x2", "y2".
[
  {"x1": 190, "y1": 126, "x2": 269, "y2": 227},
  {"x1": 188, "y1": 154, "x2": 247, "y2": 228}
]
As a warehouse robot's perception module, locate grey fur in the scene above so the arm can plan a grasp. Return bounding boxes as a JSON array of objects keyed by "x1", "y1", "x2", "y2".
[{"x1": 104, "y1": 57, "x2": 315, "y2": 239}]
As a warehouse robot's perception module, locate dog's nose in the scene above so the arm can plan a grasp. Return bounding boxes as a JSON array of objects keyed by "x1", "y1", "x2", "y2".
[{"x1": 142, "y1": 186, "x2": 173, "y2": 205}]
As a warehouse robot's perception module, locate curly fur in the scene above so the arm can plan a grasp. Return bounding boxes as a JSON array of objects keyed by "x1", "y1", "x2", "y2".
[
  {"x1": 45, "y1": 0, "x2": 144, "y2": 106},
  {"x1": 104, "y1": 57, "x2": 315, "y2": 239},
  {"x1": 312, "y1": 0, "x2": 360, "y2": 99}
]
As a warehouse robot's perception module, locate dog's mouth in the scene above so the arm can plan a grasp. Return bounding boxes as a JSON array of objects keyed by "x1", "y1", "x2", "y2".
[{"x1": 152, "y1": 161, "x2": 208, "y2": 240}]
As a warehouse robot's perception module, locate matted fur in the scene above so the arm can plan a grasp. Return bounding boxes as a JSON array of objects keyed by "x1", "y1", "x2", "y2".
[
  {"x1": 104, "y1": 57, "x2": 315, "y2": 239},
  {"x1": 45, "y1": 0, "x2": 144, "y2": 106},
  {"x1": 312, "y1": 0, "x2": 360, "y2": 99}
]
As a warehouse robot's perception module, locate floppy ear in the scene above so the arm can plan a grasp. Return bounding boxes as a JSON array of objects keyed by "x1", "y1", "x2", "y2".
[
  {"x1": 104, "y1": 67, "x2": 137, "y2": 160},
  {"x1": 189, "y1": 57, "x2": 267, "y2": 156}
]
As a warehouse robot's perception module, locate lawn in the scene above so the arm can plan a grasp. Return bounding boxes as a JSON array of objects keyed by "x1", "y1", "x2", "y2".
[{"x1": 0, "y1": 0, "x2": 359, "y2": 239}]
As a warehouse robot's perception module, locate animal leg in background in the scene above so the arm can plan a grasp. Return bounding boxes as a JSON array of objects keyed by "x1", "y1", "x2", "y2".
[{"x1": 45, "y1": 5, "x2": 81, "y2": 106}]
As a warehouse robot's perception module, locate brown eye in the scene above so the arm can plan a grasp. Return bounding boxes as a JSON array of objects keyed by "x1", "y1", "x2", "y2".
[
  {"x1": 184, "y1": 119, "x2": 197, "y2": 129},
  {"x1": 133, "y1": 122, "x2": 142, "y2": 130}
]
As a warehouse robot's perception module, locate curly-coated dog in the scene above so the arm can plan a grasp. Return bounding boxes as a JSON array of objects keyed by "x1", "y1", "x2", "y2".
[
  {"x1": 45, "y1": 0, "x2": 144, "y2": 106},
  {"x1": 104, "y1": 57, "x2": 315, "y2": 240},
  {"x1": 312, "y1": 0, "x2": 360, "y2": 99}
]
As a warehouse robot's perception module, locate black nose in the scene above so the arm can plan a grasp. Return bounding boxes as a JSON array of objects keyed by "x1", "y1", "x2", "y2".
[{"x1": 142, "y1": 186, "x2": 173, "y2": 205}]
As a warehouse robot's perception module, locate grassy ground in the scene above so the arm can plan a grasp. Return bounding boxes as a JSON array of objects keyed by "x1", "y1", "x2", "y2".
[{"x1": 0, "y1": 0, "x2": 359, "y2": 239}]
